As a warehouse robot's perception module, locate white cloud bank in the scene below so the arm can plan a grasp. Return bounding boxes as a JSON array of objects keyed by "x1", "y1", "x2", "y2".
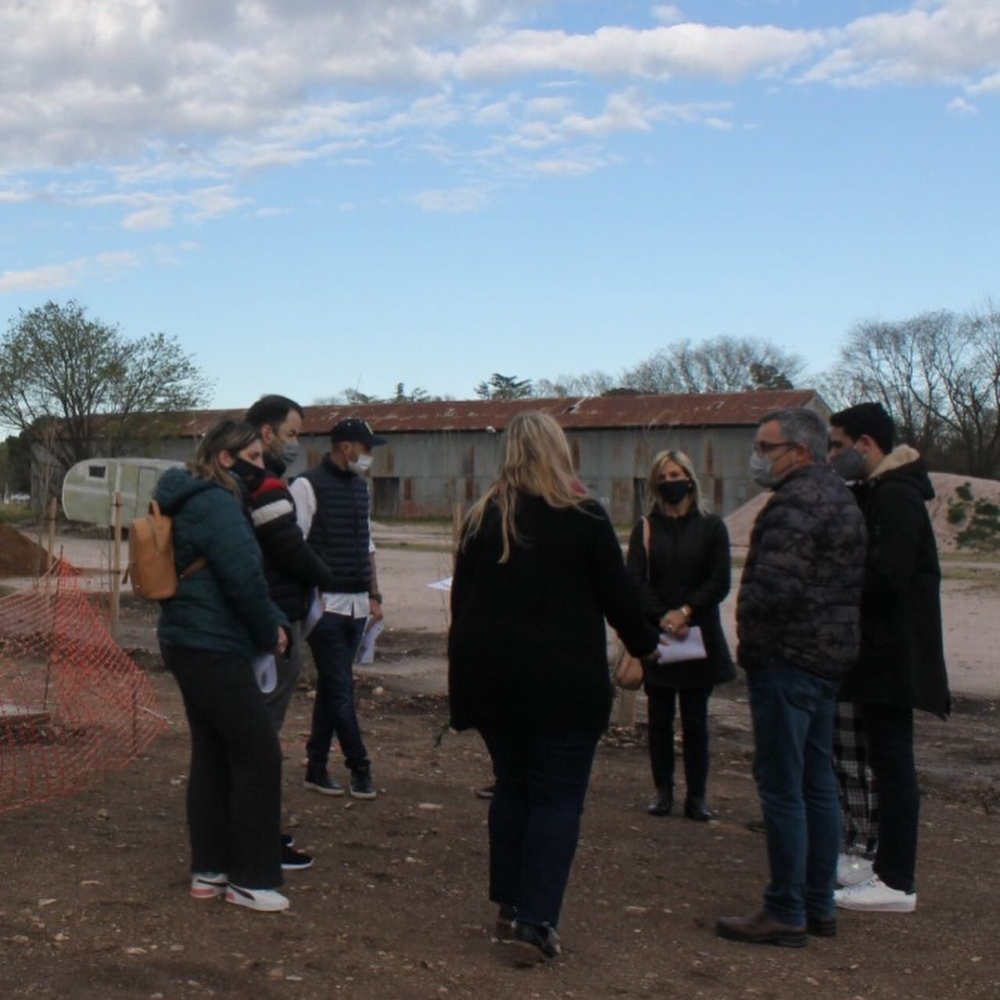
[{"x1": 0, "y1": 0, "x2": 995, "y2": 230}]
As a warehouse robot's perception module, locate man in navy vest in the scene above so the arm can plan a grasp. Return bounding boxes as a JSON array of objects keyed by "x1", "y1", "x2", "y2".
[{"x1": 290, "y1": 418, "x2": 386, "y2": 799}]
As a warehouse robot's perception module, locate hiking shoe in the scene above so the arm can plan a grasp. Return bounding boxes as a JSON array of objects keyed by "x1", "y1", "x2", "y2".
[
  {"x1": 495, "y1": 904, "x2": 516, "y2": 942},
  {"x1": 836, "y1": 853, "x2": 874, "y2": 887},
  {"x1": 304, "y1": 766, "x2": 345, "y2": 796},
  {"x1": 281, "y1": 833, "x2": 295, "y2": 848},
  {"x1": 834, "y1": 875, "x2": 916, "y2": 913},
  {"x1": 475, "y1": 784, "x2": 496, "y2": 800},
  {"x1": 350, "y1": 767, "x2": 377, "y2": 800},
  {"x1": 225, "y1": 884, "x2": 290, "y2": 912},
  {"x1": 281, "y1": 844, "x2": 314, "y2": 870},
  {"x1": 190, "y1": 872, "x2": 227, "y2": 900},
  {"x1": 510, "y1": 922, "x2": 561, "y2": 966}
]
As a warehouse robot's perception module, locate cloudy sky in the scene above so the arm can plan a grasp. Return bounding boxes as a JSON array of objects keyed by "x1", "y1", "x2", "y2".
[{"x1": 2, "y1": 0, "x2": 998, "y2": 406}]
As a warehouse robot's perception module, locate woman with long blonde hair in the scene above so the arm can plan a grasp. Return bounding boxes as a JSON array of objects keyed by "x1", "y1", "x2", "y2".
[
  {"x1": 626, "y1": 448, "x2": 734, "y2": 822},
  {"x1": 448, "y1": 412, "x2": 663, "y2": 966}
]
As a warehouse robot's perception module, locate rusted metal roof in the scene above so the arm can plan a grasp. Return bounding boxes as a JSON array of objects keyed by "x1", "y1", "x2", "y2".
[{"x1": 173, "y1": 390, "x2": 823, "y2": 438}]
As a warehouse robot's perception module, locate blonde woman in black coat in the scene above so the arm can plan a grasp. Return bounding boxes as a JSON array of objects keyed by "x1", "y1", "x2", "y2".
[
  {"x1": 627, "y1": 449, "x2": 735, "y2": 822},
  {"x1": 449, "y1": 412, "x2": 663, "y2": 965}
]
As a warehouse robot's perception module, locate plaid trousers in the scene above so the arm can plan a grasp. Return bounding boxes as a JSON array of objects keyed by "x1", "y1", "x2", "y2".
[{"x1": 833, "y1": 700, "x2": 879, "y2": 856}]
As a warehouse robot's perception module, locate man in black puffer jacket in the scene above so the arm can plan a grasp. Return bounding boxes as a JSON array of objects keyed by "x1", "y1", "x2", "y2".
[
  {"x1": 717, "y1": 407, "x2": 866, "y2": 949},
  {"x1": 245, "y1": 395, "x2": 337, "y2": 729},
  {"x1": 245, "y1": 395, "x2": 339, "y2": 872},
  {"x1": 828, "y1": 402, "x2": 949, "y2": 916}
]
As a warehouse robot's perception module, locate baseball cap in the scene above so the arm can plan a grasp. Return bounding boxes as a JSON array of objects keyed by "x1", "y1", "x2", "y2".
[{"x1": 329, "y1": 418, "x2": 387, "y2": 447}]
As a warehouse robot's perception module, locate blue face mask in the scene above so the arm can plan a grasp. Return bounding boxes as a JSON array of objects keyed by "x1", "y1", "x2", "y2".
[{"x1": 282, "y1": 440, "x2": 301, "y2": 465}]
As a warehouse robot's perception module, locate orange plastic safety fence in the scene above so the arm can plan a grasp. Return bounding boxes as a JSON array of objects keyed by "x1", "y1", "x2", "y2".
[{"x1": 0, "y1": 560, "x2": 166, "y2": 815}]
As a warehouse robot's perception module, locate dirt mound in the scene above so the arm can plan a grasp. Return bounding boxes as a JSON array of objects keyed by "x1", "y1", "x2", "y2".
[
  {"x1": 725, "y1": 472, "x2": 1000, "y2": 553},
  {"x1": 0, "y1": 523, "x2": 54, "y2": 577}
]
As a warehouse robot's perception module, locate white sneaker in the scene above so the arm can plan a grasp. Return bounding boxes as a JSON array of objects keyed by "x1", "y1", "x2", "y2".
[
  {"x1": 225, "y1": 884, "x2": 290, "y2": 912},
  {"x1": 834, "y1": 875, "x2": 916, "y2": 913},
  {"x1": 190, "y1": 872, "x2": 227, "y2": 900},
  {"x1": 836, "y1": 853, "x2": 874, "y2": 887}
]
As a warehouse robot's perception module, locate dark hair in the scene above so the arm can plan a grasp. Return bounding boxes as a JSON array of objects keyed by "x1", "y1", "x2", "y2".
[
  {"x1": 759, "y1": 407, "x2": 829, "y2": 463},
  {"x1": 830, "y1": 402, "x2": 894, "y2": 454},
  {"x1": 244, "y1": 394, "x2": 304, "y2": 432}
]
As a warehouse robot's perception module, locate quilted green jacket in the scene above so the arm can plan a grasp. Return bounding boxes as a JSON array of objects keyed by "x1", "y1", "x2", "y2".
[{"x1": 154, "y1": 467, "x2": 286, "y2": 661}]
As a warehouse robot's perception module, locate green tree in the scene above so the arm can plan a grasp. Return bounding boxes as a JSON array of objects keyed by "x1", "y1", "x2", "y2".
[
  {"x1": 474, "y1": 373, "x2": 534, "y2": 400},
  {"x1": 0, "y1": 300, "x2": 212, "y2": 468}
]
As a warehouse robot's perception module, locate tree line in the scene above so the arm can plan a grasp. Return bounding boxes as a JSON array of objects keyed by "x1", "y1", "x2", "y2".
[{"x1": 2, "y1": 299, "x2": 999, "y2": 498}]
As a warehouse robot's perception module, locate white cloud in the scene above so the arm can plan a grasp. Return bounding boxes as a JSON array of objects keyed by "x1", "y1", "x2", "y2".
[
  {"x1": 652, "y1": 6, "x2": 685, "y2": 27},
  {"x1": 801, "y1": 0, "x2": 1000, "y2": 89},
  {"x1": 122, "y1": 205, "x2": 174, "y2": 231},
  {"x1": 947, "y1": 96, "x2": 978, "y2": 114},
  {"x1": 0, "y1": 249, "x2": 137, "y2": 292},
  {"x1": 412, "y1": 185, "x2": 492, "y2": 213},
  {"x1": 0, "y1": 261, "x2": 84, "y2": 292}
]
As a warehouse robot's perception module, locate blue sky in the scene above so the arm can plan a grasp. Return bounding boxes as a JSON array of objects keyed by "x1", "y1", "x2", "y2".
[{"x1": 1, "y1": 0, "x2": 998, "y2": 408}]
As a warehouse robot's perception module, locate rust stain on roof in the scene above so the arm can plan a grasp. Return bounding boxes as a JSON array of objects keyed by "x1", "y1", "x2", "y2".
[{"x1": 176, "y1": 390, "x2": 822, "y2": 437}]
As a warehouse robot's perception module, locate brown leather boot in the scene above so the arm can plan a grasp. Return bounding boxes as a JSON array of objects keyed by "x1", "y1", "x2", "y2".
[{"x1": 716, "y1": 909, "x2": 807, "y2": 948}]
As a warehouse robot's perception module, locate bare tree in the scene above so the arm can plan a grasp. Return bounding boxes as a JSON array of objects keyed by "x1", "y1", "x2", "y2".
[
  {"x1": 829, "y1": 304, "x2": 1000, "y2": 477},
  {"x1": 0, "y1": 300, "x2": 211, "y2": 468},
  {"x1": 621, "y1": 336, "x2": 805, "y2": 394},
  {"x1": 535, "y1": 371, "x2": 619, "y2": 397}
]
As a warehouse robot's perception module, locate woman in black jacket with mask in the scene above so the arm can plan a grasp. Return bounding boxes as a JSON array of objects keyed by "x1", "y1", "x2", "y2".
[{"x1": 627, "y1": 449, "x2": 735, "y2": 822}]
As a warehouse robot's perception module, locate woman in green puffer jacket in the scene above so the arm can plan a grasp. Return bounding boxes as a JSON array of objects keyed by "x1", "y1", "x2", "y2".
[{"x1": 155, "y1": 419, "x2": 290, "y2": 913}]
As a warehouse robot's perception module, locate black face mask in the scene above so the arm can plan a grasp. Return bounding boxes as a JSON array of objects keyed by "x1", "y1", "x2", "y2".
[
  {"x1": 656, "y1": 479, "x2": 693, "y2": 506},
  {"x1": 231, "y1": 457, "x2": 266, "y2": 494}
]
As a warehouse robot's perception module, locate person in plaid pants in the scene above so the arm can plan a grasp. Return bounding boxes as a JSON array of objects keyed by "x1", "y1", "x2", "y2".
[{"x1": 833, "y1": 700, "x2": 878, "y2": 886}]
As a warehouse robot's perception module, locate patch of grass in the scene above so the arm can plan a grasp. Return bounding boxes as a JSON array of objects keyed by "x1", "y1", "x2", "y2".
[
  {"x1": 946, "y1": 483, "x2": 1000, "y2": 553},
  {"x1": 0, "y1": 505, "x2": 36, "y2": 526}
]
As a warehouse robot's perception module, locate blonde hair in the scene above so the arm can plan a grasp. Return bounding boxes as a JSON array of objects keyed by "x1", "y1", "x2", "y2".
[
  {"x1": 647, "y1": 449, "x2": 709, "y2": 515},
  {"x1": 189, "y1": 419, "x2": 260, "y2": 497},
  {"x1": 461, "y1": 411, "x2": 589, "y2": 562}
]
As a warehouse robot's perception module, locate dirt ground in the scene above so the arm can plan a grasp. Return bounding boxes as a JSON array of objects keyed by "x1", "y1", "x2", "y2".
[{"x1": 2, "y1": 527, "x2": 1000, "y2": 999}]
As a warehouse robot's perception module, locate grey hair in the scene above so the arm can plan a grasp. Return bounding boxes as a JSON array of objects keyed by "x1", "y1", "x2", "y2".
[{"x1": 760, "y1": 407, "x2": 829, "y2": 463}]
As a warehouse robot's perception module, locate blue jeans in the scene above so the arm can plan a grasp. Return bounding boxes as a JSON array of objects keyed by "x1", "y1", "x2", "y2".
[
  {"x1": 306, "y1": 613, "x2": 369, "y2": 771},
  {"x1": 747, "y1": 663, "x2": 841, "y2": 926},
  {"x1": 480, "y1": 727, "x2": 601, "y2": 929}
]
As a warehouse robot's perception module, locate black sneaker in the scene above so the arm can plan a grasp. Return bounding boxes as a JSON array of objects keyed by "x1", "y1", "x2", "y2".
[
  {"x1": 304, "y1": 766, "x2": 345, "y2": 796},
  {"x1": 475, "y1": 784, "x2": 496, "y2": 800},
  {"x1": 281, "y1": 843, "x2": 314, "y2": 870},
  {"x1": 350, "y1": 767, "x2": 377, "y2": 800},
  {"x1": 510, "y1": 922, "x2": 561, "y2": 966}
]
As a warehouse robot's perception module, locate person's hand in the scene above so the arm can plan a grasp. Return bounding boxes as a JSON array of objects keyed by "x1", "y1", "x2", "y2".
[
  {"x1": 368, "y1": 596, "x2": 384, "y2": 625},
  {"x1": 660, "y1": 609, "x2": 690, "y2": 639},
  {"x1": 274, "y1": 626, "x2": 290, "y2": 657}
]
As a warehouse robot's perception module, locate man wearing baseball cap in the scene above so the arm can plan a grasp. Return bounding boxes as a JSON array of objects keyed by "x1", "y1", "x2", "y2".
[{"x1": 289, "y1": 418, "x2": 387, "y2": 799}]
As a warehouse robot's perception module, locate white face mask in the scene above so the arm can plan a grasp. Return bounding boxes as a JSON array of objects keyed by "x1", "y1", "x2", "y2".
[{"x1": 349, "y1": 453, "x2": 373, "y2": 475}]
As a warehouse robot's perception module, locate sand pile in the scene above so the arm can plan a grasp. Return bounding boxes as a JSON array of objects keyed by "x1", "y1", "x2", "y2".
[
  {"x1": 725, "y1": 472, "x2": 1000, "y2": 554},
  {"x1": 0, "y1": 524, "x2": 54, "y2": 577}
]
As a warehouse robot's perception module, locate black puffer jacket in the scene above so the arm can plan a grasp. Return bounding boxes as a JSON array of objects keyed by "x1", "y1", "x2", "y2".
[
  {"x1": 626, "y1": 509, "x2": 735, "y2": 690},
  {"x1": 248, "y1": 459, "x2": 338, "y2": 621},
  {"x1": 737, "y1": 463, "x2": 867, "y2": 680},
  {"x1": 838, "y1": 447, "x2": 950, "y2": 717}
]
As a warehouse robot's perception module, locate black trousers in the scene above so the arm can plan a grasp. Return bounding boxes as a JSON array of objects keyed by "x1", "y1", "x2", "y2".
[
  {"x1": 646, "y1": 685, "x2": 712, "y2": 799},
  {"x1": 163, "y1": 644, "x2": 283, "y2": 889}
]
